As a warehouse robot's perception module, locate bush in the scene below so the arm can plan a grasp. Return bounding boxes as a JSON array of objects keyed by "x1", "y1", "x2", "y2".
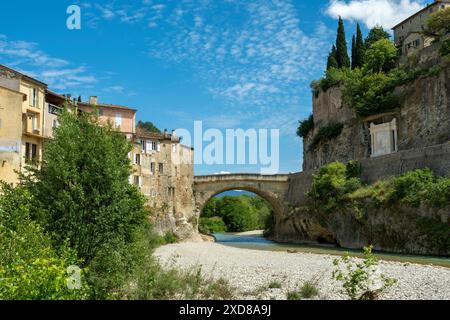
[
  {"x1": 199, "y1": 217, "x2": 227, "y2": 234},
  {"x1": 299, "y1": 281, "x2": 320, "y2": 299},
  {"x1": 309, "y1": 162, "x2": 361, "y2": 212},
  {"x1": 297, "y1": 114, "x2": 314, "y2": 139},
  {"x1": 332, "y1": 246, "x2": 396, "y2": 300},
  {"x1": 440, "y1": 39, "x2": 450, "y2": 57},
  {"x1": 317, "y1": 67, "x2": 351, "y2": 92},
  {"x1": 309, "y1": 122, "x2": 344, "y2": 151},
  {"x1": 0, "y1": 183, "x2": 89, "y2": 300}
]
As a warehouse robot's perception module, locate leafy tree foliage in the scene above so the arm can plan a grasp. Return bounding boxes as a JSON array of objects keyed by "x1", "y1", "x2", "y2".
[
  {"x1": 364, "y1": 39, "x2": 398, "y2": 73},
  {"x1": 364, "y1": 26, "x2": 390, "y2": 48},
  {"x1": 21, "y1": 109, "x2": 147, "y2": 297},
  {"x1": 425, "y1": 7, "x2": 450, "y2": 38},
  {"x1": 137, "y1": 120, "x2": 161, "y2": 134},
  {"x1": 0, "y1": 183, "x2": 89, "y2": 300},
  {"x1": 309, "y1": 122, "x2": 344, "y2": 150},
  {"x1": 336, "y1": 17, "x2": 351, "y2": 68},
  {"x1": 297, "y1": 114, "x2": 314, "y2": 139},
  {"x1": 200, "y1": 195, "x2": 273, "y2": 233},
  {"x1": 308, "y1": 162, "x2": 361, "y2": 212}
]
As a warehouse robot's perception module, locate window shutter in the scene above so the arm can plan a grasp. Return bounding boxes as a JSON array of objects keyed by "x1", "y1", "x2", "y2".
[{"x1": 157, "y1": 142, "x2": 161, "y2": 152}]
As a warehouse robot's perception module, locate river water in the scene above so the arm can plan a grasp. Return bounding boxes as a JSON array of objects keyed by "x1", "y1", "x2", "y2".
[{"x1": 213, "y1": 232, "x2": 450, "y2": 268}]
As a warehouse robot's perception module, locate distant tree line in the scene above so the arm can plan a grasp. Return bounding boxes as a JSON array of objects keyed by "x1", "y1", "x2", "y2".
[{"x1": 200, "y1": 195, "x2": 273, "y2": 234}]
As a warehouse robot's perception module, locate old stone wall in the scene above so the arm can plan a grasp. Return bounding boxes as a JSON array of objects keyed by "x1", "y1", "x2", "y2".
[{"x1": 303, "y1": 60, "x2": 450, "y2": 171}]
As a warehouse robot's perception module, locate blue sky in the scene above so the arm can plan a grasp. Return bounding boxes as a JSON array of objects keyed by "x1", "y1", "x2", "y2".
[{"x1": 0, "y1": 0, "x2": 426, "y2": 174}]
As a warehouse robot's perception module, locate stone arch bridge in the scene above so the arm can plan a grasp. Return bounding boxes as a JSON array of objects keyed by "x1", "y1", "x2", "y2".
[{"x1": 193, "y1": 174, "x2": 292, "y2": 219}]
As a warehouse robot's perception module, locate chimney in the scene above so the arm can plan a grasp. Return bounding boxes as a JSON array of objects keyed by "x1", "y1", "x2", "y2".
[{"x1": 89, "y1": 96, "x2": 98, "y2": 105}]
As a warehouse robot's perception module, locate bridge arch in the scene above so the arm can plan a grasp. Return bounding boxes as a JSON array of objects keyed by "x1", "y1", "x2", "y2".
[{"x1": 193, "y1": 174, "x2": 291, "y2": 226}]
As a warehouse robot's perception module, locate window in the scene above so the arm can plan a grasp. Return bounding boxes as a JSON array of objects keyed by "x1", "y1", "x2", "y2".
[
  {"x1": 29, "y1": 87, "x2": 38, "y2": 107},
  {"x1": 133, "y1": 175, "x2": 141, "y2": 186},
  {"x1": 115, "y1": 114, "x2": 122, "y2": 128},
  {"x1": 141, "y1": 139, "x2": 146, "y2": 153},
  {"x1": 150, "y1": 162, "x2": 155, "y2": 175},
  {"x1": 135, "y1": 154, "x2": 141, "y2": 165},
  {"x1": 98, "y1": 109, "x2": 104, "y2": 116},
  {"x1": 159, "y1": 163, "x2": 164, "y2": 174},
  {"x1": 152, "y1": 141, "x2": 158, "y2": 151},
  {"x1": 25, "y1": 142, "x2": 38, "y2": 163},
  {"x1": 52, "y1": 119, "x2": 59, "y2": 128},
  {"x1": 172, "y1": 144, "x2": 177, "y2": 153}
]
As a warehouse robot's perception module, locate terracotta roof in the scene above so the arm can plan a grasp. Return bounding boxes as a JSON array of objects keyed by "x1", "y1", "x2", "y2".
[
  {"x1": 0, "y1": 64, "x2": 47, "y2": 87},
  {"x1": 77, "y1": 102, "x2": 137, "y2": 112},
  {"x1": 136, "y1": 127, "x2": 180, "y2": 142},
  {"x1": 392, "y1": 0, "x2": 449, "y2": 30}
]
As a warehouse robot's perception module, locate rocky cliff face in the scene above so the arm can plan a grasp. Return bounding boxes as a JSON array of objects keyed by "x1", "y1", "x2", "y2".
[
  {"x1": 271, "y1": 202, "x2": 449, "y2": 256},
  {"x1": 303, "y1": 61, "x2": 450, "y2": 171}
]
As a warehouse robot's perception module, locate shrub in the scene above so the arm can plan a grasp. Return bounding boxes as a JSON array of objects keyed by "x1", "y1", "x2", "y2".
[
  {"x1": 286, "y1": 291, "x2": 302, "y2": 300},
  {"x1": 425, "y1": 7, "x2": 450, "y2": 38},
  {"x1": 318, "y1": 67, "x2": 351, "y2": 92},
  {"x1": 308, "y1": 162, "x2": 361, "y2": 212},
  {"x1": 0, "y1": 183, "x2": 89, "y2": 300},
  {"x1": 268, "y1": 281, "x2": 282, "y2": 289},
  {"x1": 309, "y1": 122, "x2": 344, "y2": 151},
  {"x1": 299, "y1": 281, "x2": 320, "y2": 299},
  {"x1": 389, "y1": 169, "x2": 435, "y2": 207},
  {"x1": 332, "y1": 246, "x2": 397, "y2": 300},
  {"x1": 297, "y1": 114, "x2": 314, "y2": 139},
  {"x1": 440, "y1": 39, "x2": 450, "y2": 57},
  {"x1": 343, "y1": 70, "x2": 402, "y2": 117},
  {"x1": 199, "y1": 217, "x2": 227, "y2": 234}
]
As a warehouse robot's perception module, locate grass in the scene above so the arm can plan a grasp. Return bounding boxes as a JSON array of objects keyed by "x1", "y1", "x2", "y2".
[
  {"x1": 268, "y1": 281, "x2": 283, "y2": 289},
  {"x1": 286, "y1": 279, "x2": 320, "y2": 300}
]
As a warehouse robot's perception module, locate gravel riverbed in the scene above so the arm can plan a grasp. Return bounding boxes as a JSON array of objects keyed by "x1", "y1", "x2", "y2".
[{"x1": 155, "y1": 242, "x2": 450, "y2": 300}]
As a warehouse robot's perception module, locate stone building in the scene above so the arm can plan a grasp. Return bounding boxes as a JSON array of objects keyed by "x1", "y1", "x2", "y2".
[
  {"x1": 131, "y1": 127, "x2": 197, "y2": 237},
  {"x1": 393, "y1": 0, "x2": 450, "y2": 57},
  {"x1": 0, "y1": 64, "x2": 48, "y2": 184}
]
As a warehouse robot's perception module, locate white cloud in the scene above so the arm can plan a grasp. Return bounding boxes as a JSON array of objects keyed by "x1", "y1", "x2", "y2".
[
  {"x1": 0, "y1": 35, "x2": 97, "y2": 90},
  {"x1": 325, "y1": 0, "x2": 426, "y2": 29}
]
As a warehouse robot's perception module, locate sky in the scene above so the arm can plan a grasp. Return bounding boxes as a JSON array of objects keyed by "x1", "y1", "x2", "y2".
[{"x1": 0, "y1": 0, "x2": 427, "y2": 175}]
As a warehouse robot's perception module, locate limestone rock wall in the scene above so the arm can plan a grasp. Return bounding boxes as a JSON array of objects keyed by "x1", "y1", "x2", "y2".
[{"x1": 303, "y1": 61, "x2": 450, "y2": 171}]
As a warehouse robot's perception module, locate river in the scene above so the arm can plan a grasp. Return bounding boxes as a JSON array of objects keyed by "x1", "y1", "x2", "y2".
[{"x1": 213, "y1": 231, "x2": 450, "y2": 268}]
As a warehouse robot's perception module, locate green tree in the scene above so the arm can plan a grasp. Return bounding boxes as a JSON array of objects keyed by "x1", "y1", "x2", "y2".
[
  {"x1": 308, "y1": 162, "x2": 361, "y2": 212},
  {"x1": 353, "y1": 23, "x2": 365, "y2": 68},
  {"x1": 364, "y1": 39, "x2": 398, "y2": 73},
  {"x1": 351, "y1": 35, "x2": 356, "y2": 69},
  {"x1": 137, "y1": 120, "x2": 161, "y2": 134},
  {"x1": 365, "y1": 26, "x2": 390, "y2": 48},
  {"x1": 425, "y1": 7, "x2": 450, "y2": 38},
  {"x1": 21, "y1": 108, "x2": 147, "y2": 297},
  {"x1": 0, "y1": 183, "x2": 89, "y2": 300},
  {"x1": 336, "y1": 17, "x2": 351, "y2": 68},
  {"x1": 327, "y1": 45, "x2": 339, "y2": 70}
]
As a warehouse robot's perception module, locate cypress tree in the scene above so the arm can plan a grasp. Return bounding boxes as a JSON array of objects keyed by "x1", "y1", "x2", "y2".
[
  {"x1": 336, "y1": 16, "x2": 350, "y2": 68},
  {"x1": 354, "y1": 23, "x2": 365, "y2": 68},
  {"x1": 351, "y1": 35, "x2": 356, "y2": 69},
  {"x1": 327, "y1": 45, "x2": 339, "y2": 70}
]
